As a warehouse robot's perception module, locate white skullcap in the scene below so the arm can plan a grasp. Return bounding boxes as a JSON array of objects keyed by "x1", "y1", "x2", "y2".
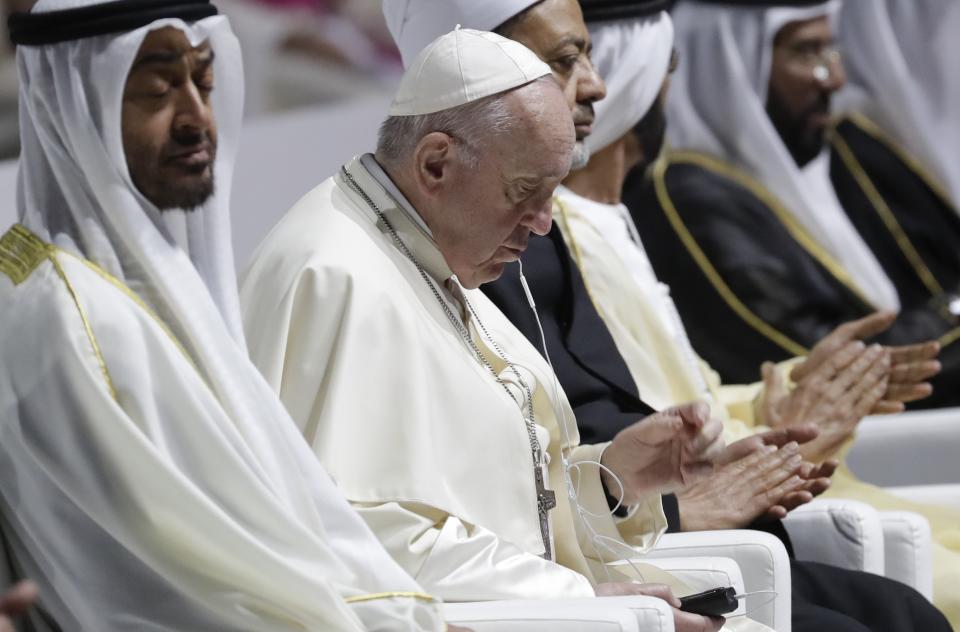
[
  {"x1": 388, "y1": 27, "x2": 552, "y2": 116},
  {"x1": 586, "y1": 11, "x2": 674, "y2": 155},
  {"x1": 383, "y1": 0, "x2": 540, "y2": 68}
]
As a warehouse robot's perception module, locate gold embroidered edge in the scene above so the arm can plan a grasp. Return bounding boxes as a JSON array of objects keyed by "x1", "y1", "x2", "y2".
[
  {"x1": 653, "y1": 154, "x2": 809, "y2": 357},
  {"x1": 0, "y1": 224, "x2": 49, "y2": 285},
  {"x1": 1, "y1": 224, "x2": 119, "y2": 400},
  {"x1": 830, "y1": 122, "x2": 945, "y2": 298},
  {"x1": 668, "y1": 150, "x2": 876, "y2": 307},
  {"x1": 835, "y1": 113, "x2": 957, "y2": 213},
  {"x1": 344, "y1": 592, "x2": 438, "y2": 605}
]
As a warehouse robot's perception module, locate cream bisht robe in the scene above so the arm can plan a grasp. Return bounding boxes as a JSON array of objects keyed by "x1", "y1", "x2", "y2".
[
  {"x1": 554, "y1": 184, "x2": 960, "y2": 625},
  {"x1": 0, "y1": 227, "x2": 443, "y2": 631},
  {"x1": 241, "y1": 156, "x2": 773, "y2": 631}
]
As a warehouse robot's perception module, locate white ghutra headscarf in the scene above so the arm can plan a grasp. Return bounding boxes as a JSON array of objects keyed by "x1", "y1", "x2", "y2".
[
  {"x1": 667, "y1": 0, "x2": 900, "y2": 311},
  {"x1": 836, "y1": 0, "x2": 960, "y2": 211},
  {"x1": 10, "y1": 0, "x2": 443, "y2": 629},
  {"x1": 585, "y1": 10, "x2": 675, "y2": 156}
]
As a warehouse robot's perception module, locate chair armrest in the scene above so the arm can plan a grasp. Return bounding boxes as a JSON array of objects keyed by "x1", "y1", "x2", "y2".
[
  {"x1": 638, "y1": 530, "x2": 791, "y2": 632},
  {"x1": 884, "y1": 483, "x2": 960, "y2": 511},
  {"x1": 616, "y1": 556, "x2": 746, "y2": 617},
  {"x1": 443, "y1": 596, "x2": 675, "y2": 632},
  {"x1": 783, "y1": 499, "x2": 884, "y2": 575},
  {"x1": 877, "y1": 511, "x2": 933, "y2": 601},
  {"x1": 847, "y1": 409, "x2": 960, "y2": 486}
]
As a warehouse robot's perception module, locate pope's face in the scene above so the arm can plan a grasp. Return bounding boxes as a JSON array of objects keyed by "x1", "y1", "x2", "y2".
[
  {"x1": 431, "y1": 84, "x2": 575, "y2": 289},
  {"x1": 499, "y1": 0, "x2": 606, "y2": 167},
  {"x1": 767, "y1": 15, "x2": 846, "y2": 166},
  {"x1": 122, "y1": 27, "x2": 217, "y2": 211}
]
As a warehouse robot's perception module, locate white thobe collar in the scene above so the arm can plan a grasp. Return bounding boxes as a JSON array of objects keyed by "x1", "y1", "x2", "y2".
[{"x1": 341, "y1": 154, "x2": 454, "y2": 285}]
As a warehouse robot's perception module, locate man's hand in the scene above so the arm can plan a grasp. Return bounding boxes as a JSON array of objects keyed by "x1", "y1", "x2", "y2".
[
  {"x1": 761, "y1": 342, "x2": 890, "y2": 462},
  {"x1": 677, "y1": 442, "x2": 807, "y2": 530},
  {"x1": 596, "y1": 583, "x2": 724, "y2": 632},
  {"x1": 1, "y1": 581, "x2": 37, "y2": 632},
  {"x1": 790, "y1": 311, "x2": 939, "y2": 412},
  {"x1": 600, "y1": 402, "x2": 726, "y2": 505}
]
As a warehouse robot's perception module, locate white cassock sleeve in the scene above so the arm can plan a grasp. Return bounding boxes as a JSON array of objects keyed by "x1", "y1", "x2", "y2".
[
  {"x1": 353, "y1": 501, "x2": 596, "y2": 601},
  {"x1": 0, "y1": 256, "x2": 443, "y2": 632}
]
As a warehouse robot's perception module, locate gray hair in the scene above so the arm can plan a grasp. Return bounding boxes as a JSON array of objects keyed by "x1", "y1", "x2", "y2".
[{"x1": 376, "y1": 76, "x2": 553, "y2": 170}]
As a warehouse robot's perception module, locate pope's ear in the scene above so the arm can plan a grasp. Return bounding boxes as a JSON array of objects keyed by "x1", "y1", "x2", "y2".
[{"x1": 413, "y1": 132, "x2": 455, "y2": 193}]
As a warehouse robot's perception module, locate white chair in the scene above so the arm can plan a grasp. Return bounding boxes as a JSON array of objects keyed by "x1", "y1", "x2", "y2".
[
  {"x1": 639, "y1": 530, "x2": 791, "y2": 632},
  {"x1": 783, "y1": 499, "x2": 885, "y2": 575},
  {"x1": 847, "y1": 409, "x2": 960, "y2": 486},
  {"x1": 877, "y1": 511, "x2": 934, "y2": 601},
  {"x1": 885, "y1": 483, "x2": 960, "y2": 511},
  {"x1": 444, "y1": 596, "x2": 674, "y2": 632}
]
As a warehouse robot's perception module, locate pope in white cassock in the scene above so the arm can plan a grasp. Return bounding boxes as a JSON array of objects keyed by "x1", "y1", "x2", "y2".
[
  {"x1": 242, "y1": 26, "x2": 771, "y2": 632},
  {"x1": 0, "y1": 1, "x2": 448, "y2": 630}
]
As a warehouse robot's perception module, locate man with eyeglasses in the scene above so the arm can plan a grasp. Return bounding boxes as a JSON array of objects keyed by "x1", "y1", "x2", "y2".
[{"x1": 624, "y1": 0, "x2": 960, "y2": 412}]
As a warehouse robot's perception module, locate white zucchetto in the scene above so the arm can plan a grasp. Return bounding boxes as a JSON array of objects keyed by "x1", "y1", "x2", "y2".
[{"x1": 388, "y1": 27, "x2": 552, "y2": 116}]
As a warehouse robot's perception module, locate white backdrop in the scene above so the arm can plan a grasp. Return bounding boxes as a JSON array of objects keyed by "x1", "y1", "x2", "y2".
[{"x1": 0, "y1": 91, "x2": 391, "y2": 272}]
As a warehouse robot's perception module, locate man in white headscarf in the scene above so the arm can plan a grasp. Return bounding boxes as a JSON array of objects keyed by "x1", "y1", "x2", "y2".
[
  {"x1": 830, "y1": 0, "x2": 960, "y2": 336},
  {"x1": 484, "y1": 2, "x2": 952, "y2": 631},
  {"x1": 623, "y1": 0, "x2": 960, "y2": 409},
  {"x1": 0, "y1": 1, "x2": 450, "y2": 630},
  {"x1": 241, "y1": 24, "x2": 758, "y2": 632},
  {"x1": 383, "y1": 0, "x2": 607, "y2": 171}
]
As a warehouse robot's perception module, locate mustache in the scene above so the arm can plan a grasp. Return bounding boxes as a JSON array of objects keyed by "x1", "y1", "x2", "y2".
[
  {"x1": 573, "y1": 103, "x2": 595, "y2": 126},
  {"x1": 166, "y1": 129, "x2": 216, "y2": 156}
]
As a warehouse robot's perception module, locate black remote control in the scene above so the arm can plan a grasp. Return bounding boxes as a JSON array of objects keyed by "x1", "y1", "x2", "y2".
[{"x1": 678, "y1": 586, "x2": 739, "y2": 617}]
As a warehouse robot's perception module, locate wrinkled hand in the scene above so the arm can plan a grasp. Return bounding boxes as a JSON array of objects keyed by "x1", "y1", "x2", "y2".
[
  {"x1": 1, "y1": 581, "x2": 37, "y2": 632},
  {"x1": 596, "y1": 583, "x2": 724, "y2": 632},
  {"x1": 601, "y1": 402, "x2": 726, "y2": 505},
  {"x1": 762, "y1": 342, "x2": 890, "y2": 462},
  {"x1": 791, "y1": 311, "x2": 939, "y2": 413},
  {"x1": 677, "y1": 441, "x2": 809, "y2": 530}
]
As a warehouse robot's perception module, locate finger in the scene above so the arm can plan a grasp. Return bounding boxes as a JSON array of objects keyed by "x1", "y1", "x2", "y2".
[
  {"x1": 0, "y1": 581, "x2": 37, "y2": 617},
  {"x1": 763, "y1": 505, "x2": 789, "y2": 521},
  {"x1": 884, "y1": 382, "x2": 933, "y2": 404},
  {"x1": 824, "y1": 344, "x2": 886, "y2": 402},
  {"x1": 796, "y1": 340, "x2": 865, "y2": 384},
  {"x1": 763, "y1": 474, "x2": 806, "y2": 508},
  {"x1": 684, "y1": 416, "x2": 724, "y2": 456},
  {"x1": 719, "y1": 436, "x2": 764, "y2": 466},
  {"x1": 625, "y1": 413, "x2": 685, "y2": 446},
  {"x1": 801, "y1": 477, "x2": 832, "y2": 497},
  {"x1": 871, "y1": 400, "x2": 906, "y2": 415},
  {"x1": 779, "y1": 489, "x2": 816, "y2": 511},
  {"x1": 673, "y1": 608, "x2": 726, "y2": 632},
  {"x1": 673, "y1": 400, "x2": 711, "y2": 432},
  {"x1": 635, "y1": 583, "x2": 680, "y2": 607},
  {"x1": 889, "y1": 341, "x2": 940, "y2": 365},
  {"x1": 810, "y1": 459, "x2": 840, "y2": 479},
  {"x1": 890, "y1": 360, "x2": 941, "y2": 385},
  {"x1": 841, "y1": 310, "x2": 898, "y2": 340},
  {"x1": 762, "y1": 361, "x2": 788, "y2": 410},
  {"x1": 851, "y1": 368, "x2": 890, "y2": 421}
]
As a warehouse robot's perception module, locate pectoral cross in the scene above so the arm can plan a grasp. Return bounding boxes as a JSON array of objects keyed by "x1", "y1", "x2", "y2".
[{"x1": 534, "y1": 464, "x2": 557, "y2": 561}]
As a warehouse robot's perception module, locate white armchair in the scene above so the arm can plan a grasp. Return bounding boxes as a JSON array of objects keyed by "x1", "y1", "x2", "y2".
[
  {"x1": 443, "y1": 596, "x2": 675, "y2": 632},
  {"x1": 847, "y1": 409, "x2": 960, "y2": 487},
  {"x1": 783, "y1": 499, "x2": 885, "y2": 575},
  {"x1": 885, "y1": 483, "x2": 960, "y2": 511},
  {"x1": 638, "y1": 530, "x2": 792, "y2": 632},
  {"x1": 877, "y1": 511, "x2": 934, "y2": 601}
]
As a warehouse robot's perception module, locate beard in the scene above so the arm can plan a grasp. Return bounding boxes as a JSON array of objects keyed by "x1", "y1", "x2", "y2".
[
  {"x1": 571, "y1": 141, "x2": 591, "y2": 170},
  {"x1": 631, "y1": 96, "x2": 668, "y2": 175},
  {"x1": 766, "y1": 89, "x2": 829, "y2": 168}
]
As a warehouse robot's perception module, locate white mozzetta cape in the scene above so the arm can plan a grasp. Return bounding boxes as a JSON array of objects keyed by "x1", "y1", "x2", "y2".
[{"x1": 241, "y1": 157, "x2": 668, "y2": 601}]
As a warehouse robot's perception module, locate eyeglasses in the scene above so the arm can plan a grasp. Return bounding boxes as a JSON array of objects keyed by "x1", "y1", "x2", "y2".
[{"x1": 780, "y1": 44, "x2": 842, "y2": 81}]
